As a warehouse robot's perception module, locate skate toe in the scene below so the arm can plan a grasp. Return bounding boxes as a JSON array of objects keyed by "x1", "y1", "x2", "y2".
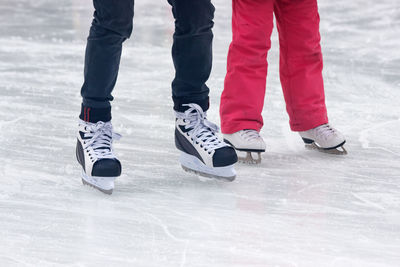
[
  {"x1": 92, "y1": 159, "x2": 121, "y2": 177},
  {"x1": 213, "y1": 146, "x2": 238, "y2": 167}
]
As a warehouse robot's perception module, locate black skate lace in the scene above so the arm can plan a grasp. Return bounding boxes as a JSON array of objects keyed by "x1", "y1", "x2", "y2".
[
  {"x1": 82, "y1": 121, "x2": 121, "y2": 160},
  {"x1": 176, "y1": 104, "x2": 226, "y2": 152}
]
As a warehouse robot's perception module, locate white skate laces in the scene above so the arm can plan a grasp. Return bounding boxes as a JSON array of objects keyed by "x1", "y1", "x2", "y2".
[
  {"x1": 81, "y1": 121, "x2": 121, "y2": 161},
  {"x1": 175, "y1": 104, "x2": 226, "y2": 153},
  {"x1": 223, "y1": 129, "x2": 266, "y2": 164},
  {"x1": 312, "y1": 124, "x2": 338, "y2": 141},
  {"x1": 239, "y1": 129, "x2": 263, "y2": 142}
]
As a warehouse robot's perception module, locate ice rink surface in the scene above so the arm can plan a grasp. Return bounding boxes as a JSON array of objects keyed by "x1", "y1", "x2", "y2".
[{"x1": 1, "y1": 0, "x2": 399, "y2": 266}]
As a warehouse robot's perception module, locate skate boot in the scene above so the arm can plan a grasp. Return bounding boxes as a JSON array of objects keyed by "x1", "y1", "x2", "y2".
[
  {"x1": 76, "y1": 119, "x2": 122, "y2": 194},
  {"x1": 223, "y1": 130, "x2": 266, "y2": 164},
  {"x1": 175, "y1": 104, "x2": 238, "y2": 181},
  {"x1": 299, "y1": 124, "x2": 347, "y2": 155}
]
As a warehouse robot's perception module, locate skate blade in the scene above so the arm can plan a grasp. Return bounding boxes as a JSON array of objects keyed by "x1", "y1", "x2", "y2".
[
  {"x1": 180, "y1": 152, "x2": 236, "y2": 182},
  {"x1": 82, "y1": 178, "x2": 113, "y2": 195},
  {"x1": 181, "y1": 165, "x2": 235, "y2": 182},
  {"x1": 81, "y1": 171, "x2": 116, "y2": 195},
  {"x1": 305, "y1": 143, "x2": 348, "y2": 155},
  {"x1": 237, "y1": 151, "x2": 262, "y2": 164}
]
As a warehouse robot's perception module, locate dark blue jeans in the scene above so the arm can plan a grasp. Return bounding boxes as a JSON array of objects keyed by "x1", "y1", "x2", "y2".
[{"x1": 80, "y1": 0, "x2": 215, "y2": 122}]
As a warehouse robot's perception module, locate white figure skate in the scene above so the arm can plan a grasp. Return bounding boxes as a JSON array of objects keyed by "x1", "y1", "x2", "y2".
[
  {"x1": 223, "y1": 130, "x2": 266, "y2": 164},
  {"x1": 299, "y1": 124, "x2": 347, "y2": 155}
]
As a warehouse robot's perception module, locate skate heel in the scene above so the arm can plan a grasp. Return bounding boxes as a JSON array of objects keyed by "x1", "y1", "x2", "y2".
[
  {"x1": 179, "y1": 152, "x2": 236, "y2": 182},
  {"x1": 301, "y1": 137, "x2": 315, "y2": 144}
]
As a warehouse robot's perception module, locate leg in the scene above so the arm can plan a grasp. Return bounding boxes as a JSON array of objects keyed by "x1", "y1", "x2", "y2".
[
  {"x1": 80, "y1": 0, "x2": 134, "y2": 122},
  {"x1": 168, "y1": 0, "x2": 238, "y2": 179},
  {"x1": 77, "y1": 0, "x2": 134, "y2": 194},
  {"x1": 275, "y1": 0, "x2": 328, "y2": 131},
  {"x1": 167, "y1": 0, "x2": 215, "y2": 112},
  {"x1": 220, "y1": 0, "x2": 275, "y2": 134}
]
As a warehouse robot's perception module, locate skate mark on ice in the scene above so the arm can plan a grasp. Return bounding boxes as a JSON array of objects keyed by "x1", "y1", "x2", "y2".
[
  {"x1": 144, "y1": 187, "x2": 194, "y2": 202},
  {"x1": 141, "y1": 210, "x2": 190, "y2": 266},
  {"x1": 358, "y1": 119, "x2": 400, "y2": 156},
  {"x1": 350, "y1": 192, "x2": 386, "y2": 211},
  {"x1": 180, "y1": 241, "x2": 189, "y2": 267},
  {"x1": 142, "y1": 211, "x2": 187, "y2": 242},
  {"x1": 0, "y1": 255, "x2": 30, "y2": 267},
  {"x1": 0, "y1": 117, "x2": 26, "y2": 128},
  {"x1": 134, "y1": 190, "x2": 217, "y2": 232},
  {"x1": 163, "y1": 207, "x2": 217, "y2": 232},
  {"x1": 293, "y1": 182, "x2": 338, "y2": 195}
]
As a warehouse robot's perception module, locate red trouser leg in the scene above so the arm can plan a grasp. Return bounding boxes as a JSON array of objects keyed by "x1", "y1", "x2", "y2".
[
  {"x1": 275, "y1": 0, "x2": 328, "y2": 131},
  {"x1": 220, "y1": 0, "x2": 275, "y2": 134}
]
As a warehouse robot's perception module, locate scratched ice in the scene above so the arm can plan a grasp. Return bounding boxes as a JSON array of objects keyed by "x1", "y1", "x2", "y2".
[{"x1": 0, "y1": 0, "x2": 399, "y2": 266}]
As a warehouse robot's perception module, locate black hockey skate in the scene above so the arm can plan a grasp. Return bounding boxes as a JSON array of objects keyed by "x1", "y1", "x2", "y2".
[
  {"x1": 76, "y1": 120, "x2": 121, "y2": 194},
  {"x1": 175, "y1": 104, "x2": 238, "y2": 181}
]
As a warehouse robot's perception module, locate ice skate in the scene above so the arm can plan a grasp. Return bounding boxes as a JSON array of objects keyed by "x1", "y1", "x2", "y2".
[
  {"x1": 76, "y1": 120, "x2": 122, "y2": 194},
  {"x1": 223, "y1": 130, "x2": 266, "y2": 164},
  {"x1": 299, "y1": 124, "x2": 347, "y2": 155},
  {"x1": 175, "y1": 104, "x2": 238, "y2": 181}
]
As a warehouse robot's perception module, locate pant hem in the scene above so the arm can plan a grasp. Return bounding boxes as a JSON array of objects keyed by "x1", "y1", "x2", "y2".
[
  {"x1": 290, "y1": 117, "x2": 328, "y2": 132},
  {"x1": 221, "y1": 121, "x2": 263, "y2": 134}
]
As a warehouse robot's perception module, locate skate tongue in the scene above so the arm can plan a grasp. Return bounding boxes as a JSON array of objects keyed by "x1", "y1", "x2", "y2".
[
  {"x1": 82, "y1": 121, "x2": 121, "y2": 159},
  {"x1": 177, "y1": 104, "x2": 225, "y2": 151},
  {"x1": 181, "y1": 104, "x2": 219, "y2": 132}
]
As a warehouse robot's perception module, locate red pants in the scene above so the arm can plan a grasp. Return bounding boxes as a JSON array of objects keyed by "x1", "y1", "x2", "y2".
[{"x1": 220, "y1": 0, "x2": 329, "y2": 133}]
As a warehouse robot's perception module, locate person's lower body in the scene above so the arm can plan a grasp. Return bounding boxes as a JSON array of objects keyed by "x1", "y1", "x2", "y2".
[
  {"x1": 76, "y1": 0, "x2": 134, "y2": 194},
  {"x1": 167, "y1": 0, "x2": 237, "y2": 180},
  {"x1": 221, "y1": 0, "x2": 328, "y2": 134},
  {"x1": 80, "y1": 0, "x2": 215, "y2": 121},
  {"x1": 221, "y1": 0, "x2": 345, "y2": 159},
  {"x1": 76, "y1": 0, "x2": 237, "y2": 194}
]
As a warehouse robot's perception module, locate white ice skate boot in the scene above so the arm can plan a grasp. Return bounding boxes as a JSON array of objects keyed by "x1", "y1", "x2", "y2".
[
  {"x1": 223, "y1": 130, "x2": 266, "y2": 164},
  {"x1": 76, "y1": 120, "x2": 122, "y2": 194},
  {"x1": 175, "y1": 104, "x2": 238, "y2": 181},
  {"x1": 299, "y1": 124, "x2": 347, "y2": 155}
]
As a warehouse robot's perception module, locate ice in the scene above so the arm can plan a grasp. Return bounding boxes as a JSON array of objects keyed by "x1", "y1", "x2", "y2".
[{"x1": 0, "y1": 0, "x2": 399, "y2": 266}]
